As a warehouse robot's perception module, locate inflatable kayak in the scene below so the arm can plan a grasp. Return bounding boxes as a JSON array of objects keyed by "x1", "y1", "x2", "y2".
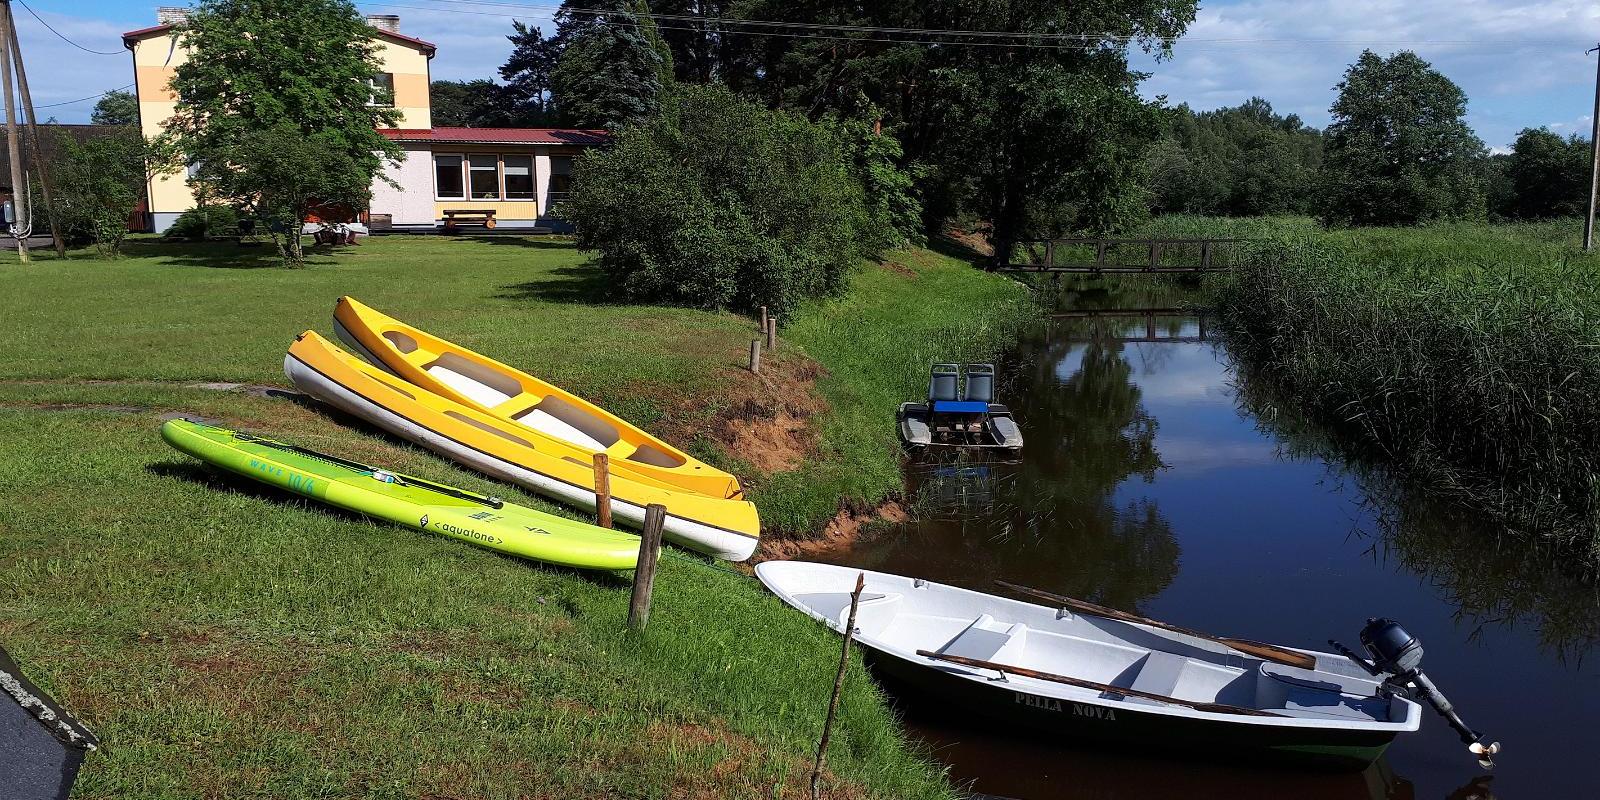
[
  {"x1": 285, "y1": 331, "x2": 761, "y2": 561},
  {"x1": 161, "y1": 418, "x2": 640, "y2": 570},
  {"x1": 332, "y1": 296, "x2": 744, "y2": 500}
]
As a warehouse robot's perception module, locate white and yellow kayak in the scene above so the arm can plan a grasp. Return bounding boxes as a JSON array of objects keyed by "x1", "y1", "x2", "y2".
[
  {"x1": 285, "y1": 330, "x2": 761, "y2": 561},
  {"x1": 332, "y1": 296, "x2": 744, "y2": 501}
]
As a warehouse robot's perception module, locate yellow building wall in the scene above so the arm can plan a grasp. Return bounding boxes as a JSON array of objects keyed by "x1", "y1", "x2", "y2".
[{"x1": 131, "y1": 28, "x2": 433, "y2": 221}]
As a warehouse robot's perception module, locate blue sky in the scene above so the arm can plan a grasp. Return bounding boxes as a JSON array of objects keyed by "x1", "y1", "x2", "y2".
[{"x1": 22, "y1": 0, "x2": 1600, "y2": 150}]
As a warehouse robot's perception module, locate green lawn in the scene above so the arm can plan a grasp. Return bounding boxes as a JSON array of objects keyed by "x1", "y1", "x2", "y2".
[{"x1": 0, "y1": 234, "x2": 1031, "y2": 798}]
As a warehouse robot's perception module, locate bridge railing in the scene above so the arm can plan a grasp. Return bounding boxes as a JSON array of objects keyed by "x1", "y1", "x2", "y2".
[{"x1": 1002, "y1": 237, "x2": 1250, "y2": 274}]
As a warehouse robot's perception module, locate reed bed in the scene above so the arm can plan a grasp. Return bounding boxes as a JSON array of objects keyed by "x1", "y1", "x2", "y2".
[{"x1": 1160, "y1": 217, "x2": 1600, "y2": 558}]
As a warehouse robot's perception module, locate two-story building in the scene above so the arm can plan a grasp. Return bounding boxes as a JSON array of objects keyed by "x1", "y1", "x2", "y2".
[{"x1": 122, "y1": 8, "x2": 604, "y2": 233}]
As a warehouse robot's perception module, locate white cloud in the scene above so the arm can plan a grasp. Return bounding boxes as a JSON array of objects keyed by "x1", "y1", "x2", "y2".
[{"x1": 1137, "y1": 0, "x2": 1600, "y2": 147}]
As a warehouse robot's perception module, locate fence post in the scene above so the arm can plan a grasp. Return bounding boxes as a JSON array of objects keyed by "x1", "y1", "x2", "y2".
[
  {"x1": 766, "y1": 315, "x2": 778, "y2": 352},
  {"x1": 759, "y1": 305, "x2": 768, "y2": 334},
  {"x1": 592, "y1": 453, "x2": 612, "y2": 528},
  {"x1": 1094, "y1": 240, "x2": 1106, "y2": 275},
  {"x1": 1200, "y1": 241, "x2": 1212, "y2": 271},
  {"x1": 1148, "y1": 242, "x2": 1162, "y2": 272},
  {"x1": 627, "y1": 504, "x2": 667, "y2": 631},
  {"x1": 1045, "y1": 240, "x2": 1055, "y2": 272},
  {"x1": 748, "y1": 339, "x2": 762, "y2": 374}
]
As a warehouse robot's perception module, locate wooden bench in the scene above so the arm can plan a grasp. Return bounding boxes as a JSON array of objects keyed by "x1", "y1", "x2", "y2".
[{"x1": 441, "y1": 209, "x2": 496, "y2": 232}]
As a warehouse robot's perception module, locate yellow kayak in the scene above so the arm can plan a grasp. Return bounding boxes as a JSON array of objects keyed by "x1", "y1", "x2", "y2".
[
  {"x1": 286, "y1": 331, "x2": 760, "y2": 561},
  {"x1": 333, "y1": 296, "x2": 743, "y2": 501}
]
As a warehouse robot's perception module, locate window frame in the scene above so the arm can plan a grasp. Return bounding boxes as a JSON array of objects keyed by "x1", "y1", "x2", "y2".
[
  {"x1": 502, "y1": 155, "x2": 535, "y2": 201},
  {"x1": 368, "y1": 72, "x2": 395, "y2": 108},
  {"x1": 433, "y1": 153, "x2": 467, "y2": 201},
  {"x1": 467, "y1": 154, "x2": 502, "y2": 201}
]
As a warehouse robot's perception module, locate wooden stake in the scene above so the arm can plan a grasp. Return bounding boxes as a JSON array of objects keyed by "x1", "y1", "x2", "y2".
[
  {"x1": 759, "y1": 305, "x2": 768, "y2": 333},
  {"x1": 748, "y1": 338, "x2": 761, "y2": 374},
  {"x1": 5, "y1": 6, "x2": 63, "y2": 258},
  {"x1": 0, "y1": 3, "x2": 27, "y2": 262},
  {"x1": 592, "y1": 452, "x2": 612, "y2": 529},
  {"x1": 811, "y1": 572, "x2": 864, "y2": 800},
  {"x1": 765, "y1": 315, "x2": 777, "y2": 352},
  {"x1": 626, "y1": 504, "x2": 666, "y2": 631}
]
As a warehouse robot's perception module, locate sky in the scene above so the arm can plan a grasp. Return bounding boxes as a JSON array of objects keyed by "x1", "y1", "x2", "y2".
[{"x1": 18, "y1": 0, "x2": 1600, "y2": 151}]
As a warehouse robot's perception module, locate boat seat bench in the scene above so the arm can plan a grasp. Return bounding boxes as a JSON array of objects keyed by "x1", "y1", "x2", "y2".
[{"x1": 1127, "y1": 651, "x2": 1188, "y2": 697}]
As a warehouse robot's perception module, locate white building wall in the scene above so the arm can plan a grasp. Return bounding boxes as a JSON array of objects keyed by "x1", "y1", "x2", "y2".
[{"x1": 370, "y1": 143, "x2": 435, "y2": 226}]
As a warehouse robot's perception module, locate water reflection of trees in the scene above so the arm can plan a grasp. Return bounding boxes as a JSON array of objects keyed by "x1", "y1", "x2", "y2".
[
  {"x1": 1231, "y1": 357, "x2": 1600, "y2": 663},
  {"x1": 874, "y1": 317, "x2": 1180, "y2": 614}
]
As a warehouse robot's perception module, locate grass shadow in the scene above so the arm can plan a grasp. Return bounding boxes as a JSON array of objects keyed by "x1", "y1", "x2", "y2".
[
  {"x1": 145, "y1": 459, "x2": 633, "y2": 588},
  {"x1": 116, "y1": 239, "x2": 346, "y2": 269},
  {"x1": 493, "y1": 262, "x2": 620, "y2": 304},
  {"x1": 928, "y1": 232, "x2": 990, "y2": 265},
  {"x1": 454, "y1": 235, "x2": 577, "y2": 249}
]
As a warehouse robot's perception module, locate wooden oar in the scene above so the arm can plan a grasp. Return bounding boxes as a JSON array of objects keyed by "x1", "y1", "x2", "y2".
[
  {"x1": 915, "y1": 650, "x2": 1284, "y2": 717},
  {"x1": 993, "y1": 580, "x2": 1317, "y2": 671}
]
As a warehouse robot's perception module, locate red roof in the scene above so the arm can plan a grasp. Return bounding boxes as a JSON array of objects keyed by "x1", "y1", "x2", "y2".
[
  {"x1": 381, "y1": 128, "x2": 611, "y2": 146},
  {"x1": 122, "y1": 24, "x2": 437, "y2": 55}
]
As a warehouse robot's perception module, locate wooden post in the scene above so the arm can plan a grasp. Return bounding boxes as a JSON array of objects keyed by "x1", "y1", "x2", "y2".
[
  {"x1": 1200, "y1": 240, "x2": 1212, "y2": 271},
  {"x1": 748, "y1": 338, "x2": 761, "y2": 374},
  {"x1": 627, "y1": 504, "x2": 666, "y2": 631},
  {"x1": 0, "y1": 5, "x2": 27, "y2": 262},
  {"x1": 1148, "y1": 242, "x2": 1162, "y2": 272},
  {"x1": 592, "y1": 452, "x2": 612, "y2": 529},
  {"x1": 1045, "y1": 239, "x2": 1055, "y2": 271},
  {"x1": 1146, "y1": 312, "x2": 1157, "y2": 341},
  {"x1": 1093, "y1": 240, "x2": 1106, "y2": 275},
  {"x1": 5, "y1": 7, "x2": 63, "y2": 258},
  {"x1": 811, "y1": 572, "x2": 865, "y2": 800},
  {"x1": 759, "y1": 305, "x2": 768, "y2": 333},
  {"x1": 766, "y1": 315, "x2": 777, "y2": 352}
]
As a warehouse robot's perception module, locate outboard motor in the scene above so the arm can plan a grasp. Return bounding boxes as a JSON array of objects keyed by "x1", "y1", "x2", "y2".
[{"x1": 1330, "y1": 619, "x2": 1501, "y2": 769}]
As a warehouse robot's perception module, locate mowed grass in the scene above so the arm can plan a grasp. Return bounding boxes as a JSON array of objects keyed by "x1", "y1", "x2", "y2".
[
  {"x1": 759, "y1": 246, "x2": 1034, "y2": 532},
  {"x1": 1143, "y1": 216, "x2": 1600, "y2": 557},
  {"x1": 0, "y1": 236, "x2": 978, "y2": 798}
]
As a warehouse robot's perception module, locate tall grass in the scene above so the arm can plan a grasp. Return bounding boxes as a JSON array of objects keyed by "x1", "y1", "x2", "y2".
[{"x1": 1160, "y1": 216, "x2": 1600, "y2": 558}]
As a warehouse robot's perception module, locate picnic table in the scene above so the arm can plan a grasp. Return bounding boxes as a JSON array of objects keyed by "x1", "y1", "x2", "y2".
[{"x1": 441, "y1": 209, "x2": 497, "y2": 231}]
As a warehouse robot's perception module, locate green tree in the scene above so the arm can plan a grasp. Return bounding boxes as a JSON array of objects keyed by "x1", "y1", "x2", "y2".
[
  {"x1": 430, "y1": 79, "x2": 532, "y2": 127},
  {"x1": 157, "y1": 0, "x2": 401, "y2": 266},
  {"x1": 723, "y1": 1, "x2": 1196, "y2": 263},
  {"x1": 1318, "y1": 50, "x2": 1486, "y2": 226},
  {"x1": 498, "y1": 21, "x2": 562, "y2": 122},
  {"x1": 1143, "y1": 99, "x2": 1322, "y2": 216},
  {"x1": 90, "y1": 89, "x2": 139, "y2": 126},
  {"x1": 550, "y1": 0, "x2": 673, "y2": 128},
  {"x1": 1504, "y1": 127, "x2": 1591, "y2": 219},
  {"x1": 48, "y1": 128, "x2": 150, "y2": 256},
  {"x1": 566, "y1": 84, "x2": 882, "y2": 312}
]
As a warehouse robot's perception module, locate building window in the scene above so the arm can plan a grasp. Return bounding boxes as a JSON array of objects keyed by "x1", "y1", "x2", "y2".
[
  {"x1": 503, "y1": 155, "x2": 533, "y2": 200},
  {"x1": 369, "y1": 73, "x2": 395, "y2": 107},
  {"x1": 434, "y1": 154, "x2": 464, "y2": 200},
  {"x1": 468, "y1": 154, "x2": 500, "y2": 200},
  {"x1": 548, "y1": 156, "x2": 573, "y2": 201}
]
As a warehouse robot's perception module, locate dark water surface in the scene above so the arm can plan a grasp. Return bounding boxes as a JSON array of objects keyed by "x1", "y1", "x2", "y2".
[{"x1": 812, "y1": 288, "x2": 1599, "y2": 799}]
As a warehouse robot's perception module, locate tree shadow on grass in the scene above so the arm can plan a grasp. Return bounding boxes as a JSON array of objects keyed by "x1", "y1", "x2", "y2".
[
  {"x1": 453, "y1": 235, "x2": 577, "y2": 250},
  {"x1": 927, "y1": 232, "x2": 991, "y2": 265},
  {"x1": 493, "y1": 262, "x2": 621, "y2": 304},
  {"x1": 120, "y1": 239, "x2": 340, "y2": 269},
  {"x1": 145, "y1": 459, "x2": 633, "y2": 588}
]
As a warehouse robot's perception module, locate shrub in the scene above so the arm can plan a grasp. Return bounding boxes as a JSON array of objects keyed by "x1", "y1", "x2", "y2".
[
  {"x1": 567, "y1": 84, "x2": 897, "y2": 314},
  {"x1": 166, "y1": 204, "x2": 240, "y2": 241},
  {"x1": 47, "y1": 127, "x2": 150, "y2": 257}
]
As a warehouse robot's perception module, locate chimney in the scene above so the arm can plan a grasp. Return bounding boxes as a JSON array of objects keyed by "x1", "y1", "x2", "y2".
[
  {"x1": 366, "y1": 14, "x2": 401, "y2": 33},
  {"x1": 156, "y1": 7, "x2": 189, "y2": 25}
]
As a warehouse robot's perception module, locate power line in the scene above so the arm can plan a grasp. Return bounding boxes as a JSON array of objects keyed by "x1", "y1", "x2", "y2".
[
  {"x1": 391, "y1": 0, "x2": 1592, "y2": 49},
  {"x1": 16, "y1": 0, "x2": 125, "y2": 55},
  {"x1": 34, "y1": 82, "x2": 133, "y2": 109}
]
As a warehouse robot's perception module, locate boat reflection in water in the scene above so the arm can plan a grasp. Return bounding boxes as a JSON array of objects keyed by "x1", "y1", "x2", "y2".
[{"x1": 811, "y1": 288, "x2": 1596, "y2": 799}]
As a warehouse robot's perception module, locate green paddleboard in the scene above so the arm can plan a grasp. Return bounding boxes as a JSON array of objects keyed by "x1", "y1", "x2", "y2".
[{"x1": 161, "y1": 418, "x2": 639, "y2": 570}]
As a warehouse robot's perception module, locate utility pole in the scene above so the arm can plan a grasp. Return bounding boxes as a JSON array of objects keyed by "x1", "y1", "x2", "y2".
[
  {"x1": 1585, "y1": 43, "x2": 1599, "y2": 252},
  {"x1": 6, "y1": 1, "x2": 65, "y2": 257},
  {"x1": 0, "y1": 0, "x2": 26, "y2": 262}
]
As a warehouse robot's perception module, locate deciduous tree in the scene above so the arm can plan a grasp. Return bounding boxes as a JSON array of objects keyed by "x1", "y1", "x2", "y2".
[
  {"x1": 1318, "y1": 50, "x2": 1486, "y2": 226},
  {"x1": 90, "y1": 89, "x2": 138, "y2": 127},
  {"x1": 158, "y1": 0, "x2": 401, "y2": 266},
  {"x1": 1504, "y1": 127, "x2": 1591, "y2": 219}
]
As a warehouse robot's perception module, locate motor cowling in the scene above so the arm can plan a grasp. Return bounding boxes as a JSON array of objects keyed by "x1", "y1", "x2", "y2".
[{"x1": 1359, "y1": 618, "x2": 1423, "y2": 676}]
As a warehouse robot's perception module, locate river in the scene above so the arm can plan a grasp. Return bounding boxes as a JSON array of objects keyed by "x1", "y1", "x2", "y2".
[{"x1": 810, "y1": 283, "x2": 1600, "y2": 799}]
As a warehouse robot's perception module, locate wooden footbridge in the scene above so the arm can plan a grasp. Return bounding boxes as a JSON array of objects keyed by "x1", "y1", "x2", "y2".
[{"x1": 998, "y1": 237, "x2": 1248, "y2": 274}]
